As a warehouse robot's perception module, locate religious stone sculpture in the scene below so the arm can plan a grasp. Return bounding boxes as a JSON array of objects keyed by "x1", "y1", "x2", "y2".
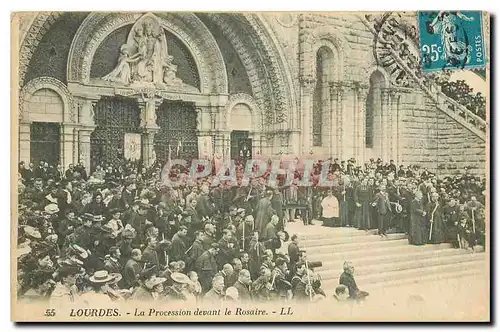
[{"x1": 102, "y1": 14, "x2": 183, "y2": 88}]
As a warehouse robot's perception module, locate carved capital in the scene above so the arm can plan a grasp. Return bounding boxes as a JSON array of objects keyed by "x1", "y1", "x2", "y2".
[
  {"x1": 329, "y1": 81, "x2": 346, "y2": 100},
  {"x1": 300, "y1": 76, "x2": 317, "y2": 93}
]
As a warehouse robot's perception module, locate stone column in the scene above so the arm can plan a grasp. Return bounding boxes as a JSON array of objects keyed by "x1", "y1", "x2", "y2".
[
  {"x1": 328, "y1": 82, "x2": 337, "y2": 157},
  {"x1": 78, "y1": 129, "x2": 93, "y2": 172},
  {"x1": 356, "y1": 84, "x2": 370, "y2": 165},
  {"x1": 196, "y1": 106, "x2": 214, "y2": 158},
  {"x1": 139, "y1": 98, "x2": 161, "y2": 168},
  {"x1": 78, "y1": 99, "x2": 97, "y2": 172},
  {"x1": 300, "y1": 76, "x2": 316, "y2": 154},
  {"x1": 18, "y1": 122, "x2": 31, "y2": 163},
  {"x1": 332, "y1": 82, "x2": 345, "y2": 160},
  {"x1": 388, "y1": 89, "x2": 400, "y2": 163},
  {"x1": 61, "y1": 124, "x2": 77, "y2": 169},
  {"x1": 380, "y1": 89, "x2": 390, "y2": 161}
]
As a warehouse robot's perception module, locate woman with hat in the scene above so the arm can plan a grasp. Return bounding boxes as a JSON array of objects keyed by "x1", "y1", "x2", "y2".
[
  {"x1": 164, "y1": 272, "x2": 195, "y2": 302},
  {"x1": 130, "y1": 275, "x2": 167, "y2": 301},
  {"x1": 80, "y1": 270, "x2": 122, "y2": 304}
]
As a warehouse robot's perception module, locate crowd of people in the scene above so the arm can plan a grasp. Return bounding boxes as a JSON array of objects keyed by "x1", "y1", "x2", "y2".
[
  {"x1": 434, "y1": 77, "x2": 487, "y2": 120},
  {"x1": 16, "y1": 155, "x2": 486, "y2": 306}
]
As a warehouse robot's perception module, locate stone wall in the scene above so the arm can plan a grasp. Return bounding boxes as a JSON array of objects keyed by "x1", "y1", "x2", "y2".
[
  {"x1": 398, "y1": 92, "x2": 486, "y2": 176},
  {"x1": 24, "y1": 88, "x2": 64, "y2": 123}
]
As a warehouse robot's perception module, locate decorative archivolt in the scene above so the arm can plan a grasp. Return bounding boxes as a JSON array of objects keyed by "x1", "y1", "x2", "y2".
[
  {"x1": 302, "y1": 25, "x2": 350, "y2": 83},
  {"x1": 361, "y1": 65, "x2": 392, "y2": 88},
  {"x1": 19, "y1": 76, "x2": 75, "y2": 123},
  {"x1": 18, "y1": 12, "x2": 63, "y2": 87},
  {"x1": 67, "y1": 12, "x2": 228, "y2": 94}
]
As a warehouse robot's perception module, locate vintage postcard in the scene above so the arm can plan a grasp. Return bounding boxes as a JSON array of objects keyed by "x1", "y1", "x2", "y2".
[{"x1": 11, "y1": 11, "x2": 490, "y2": 322}]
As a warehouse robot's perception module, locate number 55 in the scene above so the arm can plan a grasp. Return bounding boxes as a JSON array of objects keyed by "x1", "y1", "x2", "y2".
[{"x1": 44, "y1": 309, "x2": 56, "y2": 317}]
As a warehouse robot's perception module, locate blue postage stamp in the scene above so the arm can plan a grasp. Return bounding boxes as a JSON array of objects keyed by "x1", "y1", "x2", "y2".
[{"x1": 418, "y1": 11, "x2": 486, "y2": 72}]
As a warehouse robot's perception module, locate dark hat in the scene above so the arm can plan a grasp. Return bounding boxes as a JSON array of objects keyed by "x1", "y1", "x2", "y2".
[
  {"x1": 81, "y1": 213, "x2": 94, "y2": 221},
  {"x1": 109, "y1": 208, "x2": 122, "y2": 215},
  {"x1": 57, "y1": 265, "x2": 81, "y2": 278},
  {"x1": 93, "y1": 215, "x2": 105, "y2": 222}
]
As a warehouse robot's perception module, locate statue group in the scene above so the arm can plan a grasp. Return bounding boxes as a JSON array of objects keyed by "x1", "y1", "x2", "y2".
[{"x1": 102, "y1": 15, "x2": 183, "y2": 88}]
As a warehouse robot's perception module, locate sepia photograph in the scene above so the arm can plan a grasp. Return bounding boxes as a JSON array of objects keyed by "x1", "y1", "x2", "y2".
[{"x1": 11, "y1": 10, "x2": 490, "y2": 322}]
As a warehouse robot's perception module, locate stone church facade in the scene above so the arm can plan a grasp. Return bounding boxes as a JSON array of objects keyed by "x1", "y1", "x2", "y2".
[{"x1": 15, "y1": 12, "x2": 486, "y2": 175}]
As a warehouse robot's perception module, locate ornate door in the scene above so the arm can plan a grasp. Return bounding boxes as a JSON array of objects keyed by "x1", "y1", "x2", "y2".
[
  {"x1": 30, "y1": 122, "x2": 60, "y2": 166},
  {"x1": 154, "y1": 101, "x2": 198, "y2": 164},
  {"x1": 90, "y1": 97, "x2": 141, "y2": 171}
]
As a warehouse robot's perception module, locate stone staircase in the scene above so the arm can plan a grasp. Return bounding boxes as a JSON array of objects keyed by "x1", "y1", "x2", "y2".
[{"x1": 285, "y1": 222, "x2": 487, "y2": 295}]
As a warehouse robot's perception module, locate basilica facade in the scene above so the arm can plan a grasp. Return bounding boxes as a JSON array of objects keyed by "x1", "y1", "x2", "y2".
[{"x1": 15, "y1": 12, "x2": 486, "y2": 175}]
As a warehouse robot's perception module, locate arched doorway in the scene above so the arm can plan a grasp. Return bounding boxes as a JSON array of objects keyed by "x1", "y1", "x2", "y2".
[
  {"x1": 154, "y1": 100, "x2": 198, "y2": 163},
  {"x1": 90, "y1": 97, "x2": 141, "y2": 171}
]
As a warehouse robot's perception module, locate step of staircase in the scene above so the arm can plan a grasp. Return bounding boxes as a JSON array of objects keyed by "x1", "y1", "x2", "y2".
[
  {"x1": 318, "y1": 250, "x2": 485, "y2": 281},
  {"x1": 321, "y1": 264, "x2": 485, "y2": 294},
  {"x1": 284, "y1": 223, "x2": 487, "y2": 296},
  {"x1": 301, "y1": 232, "x2": 407, "y2": 247}
]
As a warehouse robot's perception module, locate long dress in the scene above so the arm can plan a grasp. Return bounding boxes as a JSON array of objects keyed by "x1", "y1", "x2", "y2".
[
  {"x1": 427, "y1": 202, "x2": 445, "y2": 244},
  {"x1": 354, "y1": 184, "x2": 371, "y2": 230},
  {"x1": 409, "y1": 199, "x2": 426, "y2": 245}
]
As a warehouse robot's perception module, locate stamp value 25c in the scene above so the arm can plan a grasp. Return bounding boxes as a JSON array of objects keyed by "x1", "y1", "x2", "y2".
[{"x1": 418, "y1": 11, "x2": 486, "y2": 72}]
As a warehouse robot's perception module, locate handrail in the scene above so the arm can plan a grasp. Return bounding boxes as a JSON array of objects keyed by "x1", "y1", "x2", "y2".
[{"x1": 358, "y1": 14, "x2": 486, "y2": 142}]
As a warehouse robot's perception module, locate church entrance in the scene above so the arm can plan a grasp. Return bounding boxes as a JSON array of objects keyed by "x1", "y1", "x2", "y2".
[
  {"x1": 90, "y1": 97, "x2": 141, "y2": 171},
  {"x1": 30, "y1": 122, "x2": 60, "y2": 166},
  {"x1": 154, "y1": 100, "x2": 198, "y2": 164},
  {"x1": 231, "y1": 130, "x2": 252, "y2": 164}
]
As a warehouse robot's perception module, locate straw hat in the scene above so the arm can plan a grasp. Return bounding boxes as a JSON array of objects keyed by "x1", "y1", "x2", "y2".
[
  {"x1": 24, "y1": 225, "x2": 41, "y2": 239},
  {"x1": 89, "y1": 270, "x2": 115, "y2": 284},
  {"x1": 145, "y1": 276, "x2": 167, "y2": 290},
  {"x1": 170, "y1": 272, "x2": 191, "y2": 285},
  {"x1": 44, "y1": 204, "x2": 60, "y2": 215}
]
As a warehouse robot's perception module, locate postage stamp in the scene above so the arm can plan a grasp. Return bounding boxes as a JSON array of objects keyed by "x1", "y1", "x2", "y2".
[{"x1": 418, "y1": 11, "x2": 486, "y2": 72}]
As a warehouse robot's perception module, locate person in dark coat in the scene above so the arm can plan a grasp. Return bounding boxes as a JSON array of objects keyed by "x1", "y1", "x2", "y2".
[
  {"x1": 371, "y1": 185, "x2": 392, "y2": 236},
  {"x1": 287, "y1": 234, "x2": 302, "y2": 273},
  {"x1": 254, "y1": 191, "x2": 275, "y2": 240},
  {"x1": 142, "y1": 237, "x2": 160, "y2": 274},
  {"x1": 444, "y1": 198, "x2": 460, "y2": 245},
  {"x1": 248, "y1": 232, "x2": 266, "y2": 280},
  {"x1": 354, "y1": 177, "x2": 372, "y2": 230},
  {"x1": 186, "y1": 231, "x2": 205, "y2": 271},
  {"x1": 194, "y1": 243, "x2": 219, "y2": 292},
  {"x1": 339, "y1": 261, "x2": 369, "y2": 301},
  {"x1": 232, "y1": 269, "x2": 253, "y2": 302},
  {"x1": 170, "y1": 226, "x2": 188, "y2": 262},
  {"x1": 183, "y1": 198, "x2": 202, "y2": 232},
  {"x1": 122, "y1": 249, "x2": 142, "y2": 288},
  {"x1": 427, "y1": 193, "x2": 445, "y2": 244},
  {"x1": 270, "y1": 188, "x2": 285, "y2": 231},
  {"x1": 262, "y1": 215, "x2": 278, "y2": 241},
  {"x1": 84, "y1": 193, "x2": 106, "y2": 216},
  {"x1": 409, "y1": 191, "x2": 426, "y2": 245},
  {"x1": 201, "y1": 223, "x2": 216, "y2": 251},
  {"x1": 196, "y1": 185, "x2": 215, "y2": 219},
  {"x1": 217, "y1": 229, "x2": 238, "y2": 270}
]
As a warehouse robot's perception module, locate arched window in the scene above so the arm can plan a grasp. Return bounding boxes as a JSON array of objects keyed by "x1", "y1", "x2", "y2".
[
  {"x1": 366, "y1": 71, "x2": 386, "y2": 148},
  {"x1": 313, "y1": 46, "x2": 335, "y2": 147}
]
